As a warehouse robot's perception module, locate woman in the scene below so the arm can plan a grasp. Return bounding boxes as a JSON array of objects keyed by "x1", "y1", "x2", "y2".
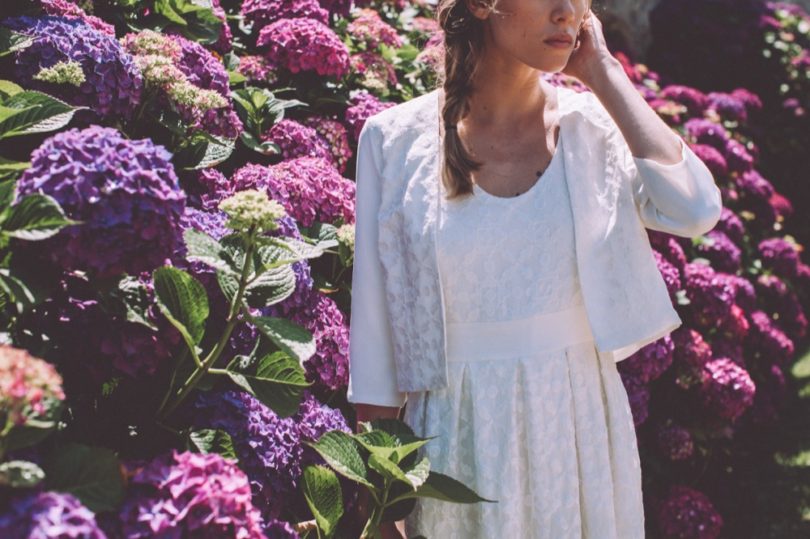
[{"x1": 347, "y1": 0, "x2": 722, "y2": 537}]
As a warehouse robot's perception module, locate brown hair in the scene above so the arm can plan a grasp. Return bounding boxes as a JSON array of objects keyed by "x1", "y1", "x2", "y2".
[{"x1": 435, "y1": 0, "x2": 593, "y2": 200}]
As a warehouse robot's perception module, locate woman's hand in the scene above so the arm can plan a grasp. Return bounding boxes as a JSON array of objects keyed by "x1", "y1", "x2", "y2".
[{"x1": 560, "y1": 8, "x2": 616, "y2": 89}]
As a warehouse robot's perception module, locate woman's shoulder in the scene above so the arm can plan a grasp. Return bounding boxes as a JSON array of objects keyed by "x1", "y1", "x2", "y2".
[{"x1": 366, "y1": 89, "x2": 439, "y2": 135}]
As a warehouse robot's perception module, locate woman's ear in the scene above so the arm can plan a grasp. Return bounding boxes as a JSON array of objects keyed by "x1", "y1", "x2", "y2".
[{"x1": 464, "y1": 0, "x2": 494, "y2": 21}]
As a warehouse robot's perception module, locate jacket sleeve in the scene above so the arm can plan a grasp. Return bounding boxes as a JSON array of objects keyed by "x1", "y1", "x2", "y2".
[
  {"x1": 625, "y1": 134, "x2": 724, "y2": 238},
  {"x1": 345, "y1": 119, "x2": 408, "y2": 408}
]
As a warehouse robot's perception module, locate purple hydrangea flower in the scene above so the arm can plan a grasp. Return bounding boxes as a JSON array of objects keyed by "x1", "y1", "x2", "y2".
[
  {"x1": 209, "y1": 0, "x2": 233, "y2": 54},
  {"x1": 660, "y1": 85, "x2": 709, "y2": 116},
  {"x1": 672, "y1": 327, "x2": 713, "y2": 371},
  {"x1": 715, "y1": 272, "x2": 757, "y2": 311},
  {"x1": 653, "y1": 250, "x2": 682, "y2": 300},
  {"x1": 656, "y1": 485, "x2": 723, "y2": 539},
  {"x1": 724, "y1": 139, "x2": 754, "y2": 173},
  {"x1": 119, "y1": 450, "x2": 266, "y2": 539},
  {"x1": 758, "y1": 237, "x2": 801, "y2": 278},
  {"x1": 4, "y1": 16, "x2": 142, "y2": 119},
  {"x1": 263, "y1": 519, "x2": 300, "y2": 538},
  {"x1": 648, "y1": 231, "x2": 688, "y2": 273},
  {"x1": 756, "y1": 274, "x2": 807, "y2": 340},
  {"x1": 706, "y1": 91, "x2": 749, "y2": 122},
  {"x1": 344, "y1": 91, "x2": 395, "y2": 142},
  {"x1": 656, "y1": 423, "x2": 695, "y2": 461},
  {"x1": 181, "y1": 168, "x2": 234, "y2": 211},
  {"x1": 695, "y1": 230, "x2": 742, "y2": 273},
  {"x1": 241, "y1": 0, "x2": 328, "y2": 32},
  {"x1": 0, "y1": 491, "x2": 105, "y2": 539},
  {"x1": 690, "y1": 143, "x2": 728, "y2": 178},
  {"x1": 262, "y1": 119, "x2": 334, "y2": 162},
  {"x1": 737, "y1": 169, "x2": 775, "y2": 202},
  {"x1": 713, "y1": 207, "x2": 745, "y2": 244},
  {"x1": 617, "y1": 334, "x2": 674, "y2": 384},
  {"x1": 231, "y1": 158, "x2": 356, "y2": 228},
  {"x1": 16, "y1": 126, "x2": 185, "y2": 278},
  {"x1": 700, "y1": 358, "x2": 756, "y2": 422},
  {"x1": 619, "y1": 373, "x2": 650, "y2": 426},
  {"x1": 747, "y1": 309, "x2": 795, "y2": 364},
  {"x1": 730, "y1": 88, "x2": 763, "y2": 114},
  {"x1": 257, "y1": 18, "x2": 350, "y2": 78},
  {"x1": 194, "y1": 389, "x2": 349, "y2": 519},
  {"x1": 683, "y1": 262, "x2": 735, "y2": 330},
  {"x1": 683, "y1": 118, "x2": 730, "y2": 153}
]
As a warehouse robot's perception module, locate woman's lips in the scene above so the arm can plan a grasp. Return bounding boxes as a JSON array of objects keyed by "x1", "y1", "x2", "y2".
[{"x1": 544, "y1": 39, "x2": 573, "y2": 49}]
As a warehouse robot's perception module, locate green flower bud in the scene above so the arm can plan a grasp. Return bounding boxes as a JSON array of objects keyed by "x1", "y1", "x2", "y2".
[
  {"x1": 33, "y1": 61, "x2": 86, "y2": 86},
  {"x1": 219, "y1": 189, "x2": 287, "y2": 232}
]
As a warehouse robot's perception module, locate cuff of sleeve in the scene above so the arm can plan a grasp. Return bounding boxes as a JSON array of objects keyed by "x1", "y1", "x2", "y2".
[{"x1": 632, "y1": 137, "x2": 688, "y2": 173}]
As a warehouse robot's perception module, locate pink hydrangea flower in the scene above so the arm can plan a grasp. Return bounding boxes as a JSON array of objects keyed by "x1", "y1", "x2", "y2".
[
  {"x1": 257, "y1": 17, "x2": 350, "y2": 78},
  {"x1": 0, "y1": 345, "x2": 64, "y2": 426}
]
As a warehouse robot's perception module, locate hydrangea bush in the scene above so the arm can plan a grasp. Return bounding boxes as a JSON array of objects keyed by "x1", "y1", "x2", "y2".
[{"x1": 0, "y1": 1, "x2": 806, "y2": 538}]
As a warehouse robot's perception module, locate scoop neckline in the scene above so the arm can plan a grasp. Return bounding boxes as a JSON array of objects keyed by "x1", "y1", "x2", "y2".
[{"x1": 472, "y1": 119, "x2": 564, "y2": 201}]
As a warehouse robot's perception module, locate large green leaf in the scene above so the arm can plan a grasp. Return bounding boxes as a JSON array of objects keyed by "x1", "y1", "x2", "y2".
[
  {"x1": 44, "y1": 443, "x2": 125, "y2": 512},
  {"x1": 183, "y1": 228, "x2": 237, "y2": 274},
  {"x1": 0, "y1": 158, "x2": 29, "y2": 182},
  {"x1": 0, "y1": 91, "x2": 82, "y2": 138},
  {"x1": 153, "y1": 0, "x2": 224, "y2": 44},
  {"x1": 393, "y1": 471, "x2": 496, "y2": 504},
  {"x1": 2, "y1": 193, "x2": 77, "y2": 240},
  {"x1": 0, "y1": 31, "x2": 33, "y2": 58},
  {"x1": 189, "y1": 429, "x2": 238, "y2": 461},
  {"x1": 244, "y1": 263, "x2": 296, "y2": 308},
  {"x1": 0, "y1": 268, "x2": 36, "y2": 314},
  {"x1": 251, "y1": 316, "x2": 315, "y2": 364},
  {"x1": 301, "y1": 464, "x2": 343, "y2": 537},
  {"x1": 3, "y1": 405, "x2": 61, "y2": 452},
  {"x1": 175, "y1": 133, "x2": 234, "y2": 169},
  {"x1": 225, "y1": 351, "x2": 309, "y2": 417},
  {"x1": 305, "y1": 431, "x2": 373, "y2": 488},
  {"x1": 153, "y1": 266, "x2": 209, "y2": 355},
  {"x1": 402, "y1": 456, "x2": 431, "y2": 490},
  {"x1": 367, "y1": 452, "x2": 409, "y2": 485}
]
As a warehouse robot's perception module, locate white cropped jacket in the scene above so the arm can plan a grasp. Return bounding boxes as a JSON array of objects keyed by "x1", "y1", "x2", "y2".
[{"x1": 346, "y1": 86, "x2": 723, "y2": 408}]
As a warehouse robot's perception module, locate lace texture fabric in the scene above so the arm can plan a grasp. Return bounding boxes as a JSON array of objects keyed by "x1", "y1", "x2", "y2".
[{"x1": 402, "y1": 138, "x2": 645, "y2": 538}]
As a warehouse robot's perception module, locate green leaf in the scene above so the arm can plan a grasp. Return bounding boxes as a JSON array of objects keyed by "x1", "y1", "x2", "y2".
[
  {"x1": 175, "y1": 133, "x2": 235, "y2": 170},
  {"x1": 0, "y1": 268, "x2": 36, "y2": 314},
  {"x1": 106, "y1": 276, "x2": 159, "y2": 330},
  {"x1": 2, "y1": 193, "x2": 77, "y2": 240},
  {"x1": 0, "y1": 91, "x2": 82, "y2": 138},
  {"x1": 402, "y1": 456, "x2": 430, "y2": 490},
  {"x1": 189, "y1": 429, "x2": 238, "y2": 461},
  {"x1": 251, "y1": 316, "x2": 315, "y2": 364},
  {"x1": 368, "y1": 452, "x2": 409, "y2": 485},
  {"x1": 225, "y1": 351, "x2": 309, "y2": 417},
  {"x1": 183, "y1": 228, "x2": 238, "y2": 274},
  {"x1": 0, "y1": 80, "x2": 24, "y2": 99},
  {"x1": 44, "y1": 443, "x2": 125, "y2": 512},
  {"x1": 153, "y1": 266, "x2": 209, "y2": 355},
  {"x1": 3, "y1": 405, "x2": 61, "y2": 453},
  {"x1": 394, "y1": 471, "x2": 496, "y2": 504},
  {"x1": 0, "y1": 159, "x2": 29, "y2": 183},
  {"x1": 0, "y1": 460, "x2": 45, "y2": 488},
  {"x1": 302, "y1": 464, "x2": 344, "y2": 537},
  {"x1": 228, "y1": 70, "x2": 247, "y2": 85},
  {"x1": 244, "y1": 263, "x2": 295, "y2": 308},
  {"x1": 305, "y1": 431, "x2": 374, "y2": 488},
  {"x1": 354, "y1": 430, "x2": 432, "y2": 465},
  {"x1": 0, "y1": 30, "x2": 33, "y2": 58}
]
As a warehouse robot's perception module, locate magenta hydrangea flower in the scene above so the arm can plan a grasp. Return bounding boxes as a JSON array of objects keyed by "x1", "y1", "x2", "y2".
[
  {"x1": 181, "y1": 168, "x2": 234, "y2": 211},
  {"x1": 714, "y1": 272, "x2": 757, "y2": 311},
  {"x1": 749, "y1": 363, "x2": 788, "y2": 425},
  {"x1": 257, "y1": 18, "x2": 350, "y2": 78},
  {"x1": 347, "y1": 8, "x2": 404, "y2": 49},
  {"x1": 747, "y1": 309, "x2": 795, "y2": 364},
  {"x1": 16, "y1": 126, "x2": 186, "y2": 278},
  {"x1": 653, "y1": 250, "x2": 682, "y2": 300},
  {"x1": 648, "y1": 231, "x2": 688, "y2": 273},
  {"x1": 231, "y1": 158, "x2": 356, "y2": 228},
  {"x1": 730, "y1": 88, "x2": 763, "y2": 114},
  {"x1": 724, "y1": 139, "x2": 754, "y2": 173},
  {"x1": 40, "y1": 0, "x2": 115, "y2": 35},
  {"x1": 737, "y1": 169, "x2": 774, "y2": 202},
  {"x1": 0, "y1": 491, "x2": 105, "y2": 539},
  {"x1": 262, "y1": 119, "x2": 334, "y2": 162},
  {"x1": 719, "y1": 303, "x2": 750, "y2": 340},
  {"x1": 695, "y1": 230, "x2": 742, "y2": 273},
  {"x1": 671, "y1": 327, "x2": 713, "y2": 390},
  {"x1": 758, "y1": 237, "x2": 801, "y2": 278},
  {"x1": 713, "y1": 207, "x2": 745, "y2": 244},
  {"x1": 319, "y1": 0, "x2": 353, "y2": 16},
  {"x1": 208, "y1": 0, "x2": 233, "y2": 54},
  {"x1": 656, "y1": 423, "x2": 695, "y2": 461},
  {"x1": 660, "y1": 84, "x2": 709, "y2": 116},
  {"x1": 683, "y1": 118, "x2": 730, "y2": 153},
  {"x1": 756, "y1": 274, "x2": 807, "y2": 340},
  {"x1": 241, "y1": 0, "x2": 328, "y2": 31},
  {"x1": 0, "y1": 345, "x2": 64, "y2": 427},
  {"x1": 237, "y1": 55, "x2": 279, "y2": 84},
  {"x1": 4, "y1": 16, "x2": 142, "y2": 119},
  {"x1": 683, "y1": 262, "x2": 735, "y2": 330},
  {"x1": 351, "y1": 51, "x2": 398, "y2": 90},
  {"x1": 690, "y1": 143, "x2": 728, "y2": 178},
  {"x1": 656, "y1": 485, "x2": 723, "y2": 539},
  {"x1": 712, "y1": 337, "x2": 745, "y2": 367},
  {"x1": 302, "y1": 116, "x2": 353, "y2": 173},
  {"x1": 119, "y1": 451, "x2": 266, "y2": 539},
  {"x1": 617, "y1": 334, "x2": 674, "y2": 384},
  {"x1": 706, "y1": 91, "x2": 749, "y2": 122},
  {"x1": 700, "y1": 358, "x2": 756, "y2": 422},
  {"x1": 344, "y1": 91, "x2": 395, "y2": 142}
]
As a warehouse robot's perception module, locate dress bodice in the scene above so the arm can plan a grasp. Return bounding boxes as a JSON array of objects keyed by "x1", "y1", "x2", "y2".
[{"x1": 437, "y1": 130, "x2": 584, "y2": 324}]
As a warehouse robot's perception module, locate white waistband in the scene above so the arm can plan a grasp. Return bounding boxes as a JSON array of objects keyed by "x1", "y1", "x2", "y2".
[{"x1": 445, "y1": 303, "x2": 594, "y2": 362}]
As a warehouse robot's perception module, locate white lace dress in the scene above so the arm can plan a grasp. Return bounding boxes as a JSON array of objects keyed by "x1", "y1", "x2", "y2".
[{"x1": 402, "y1": 128, "x2": 646, "y2": 538}]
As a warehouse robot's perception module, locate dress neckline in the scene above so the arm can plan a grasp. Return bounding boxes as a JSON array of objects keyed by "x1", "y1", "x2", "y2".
[{"x1": 472, "y1": 120, "x2": 564, "y2": 201}]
